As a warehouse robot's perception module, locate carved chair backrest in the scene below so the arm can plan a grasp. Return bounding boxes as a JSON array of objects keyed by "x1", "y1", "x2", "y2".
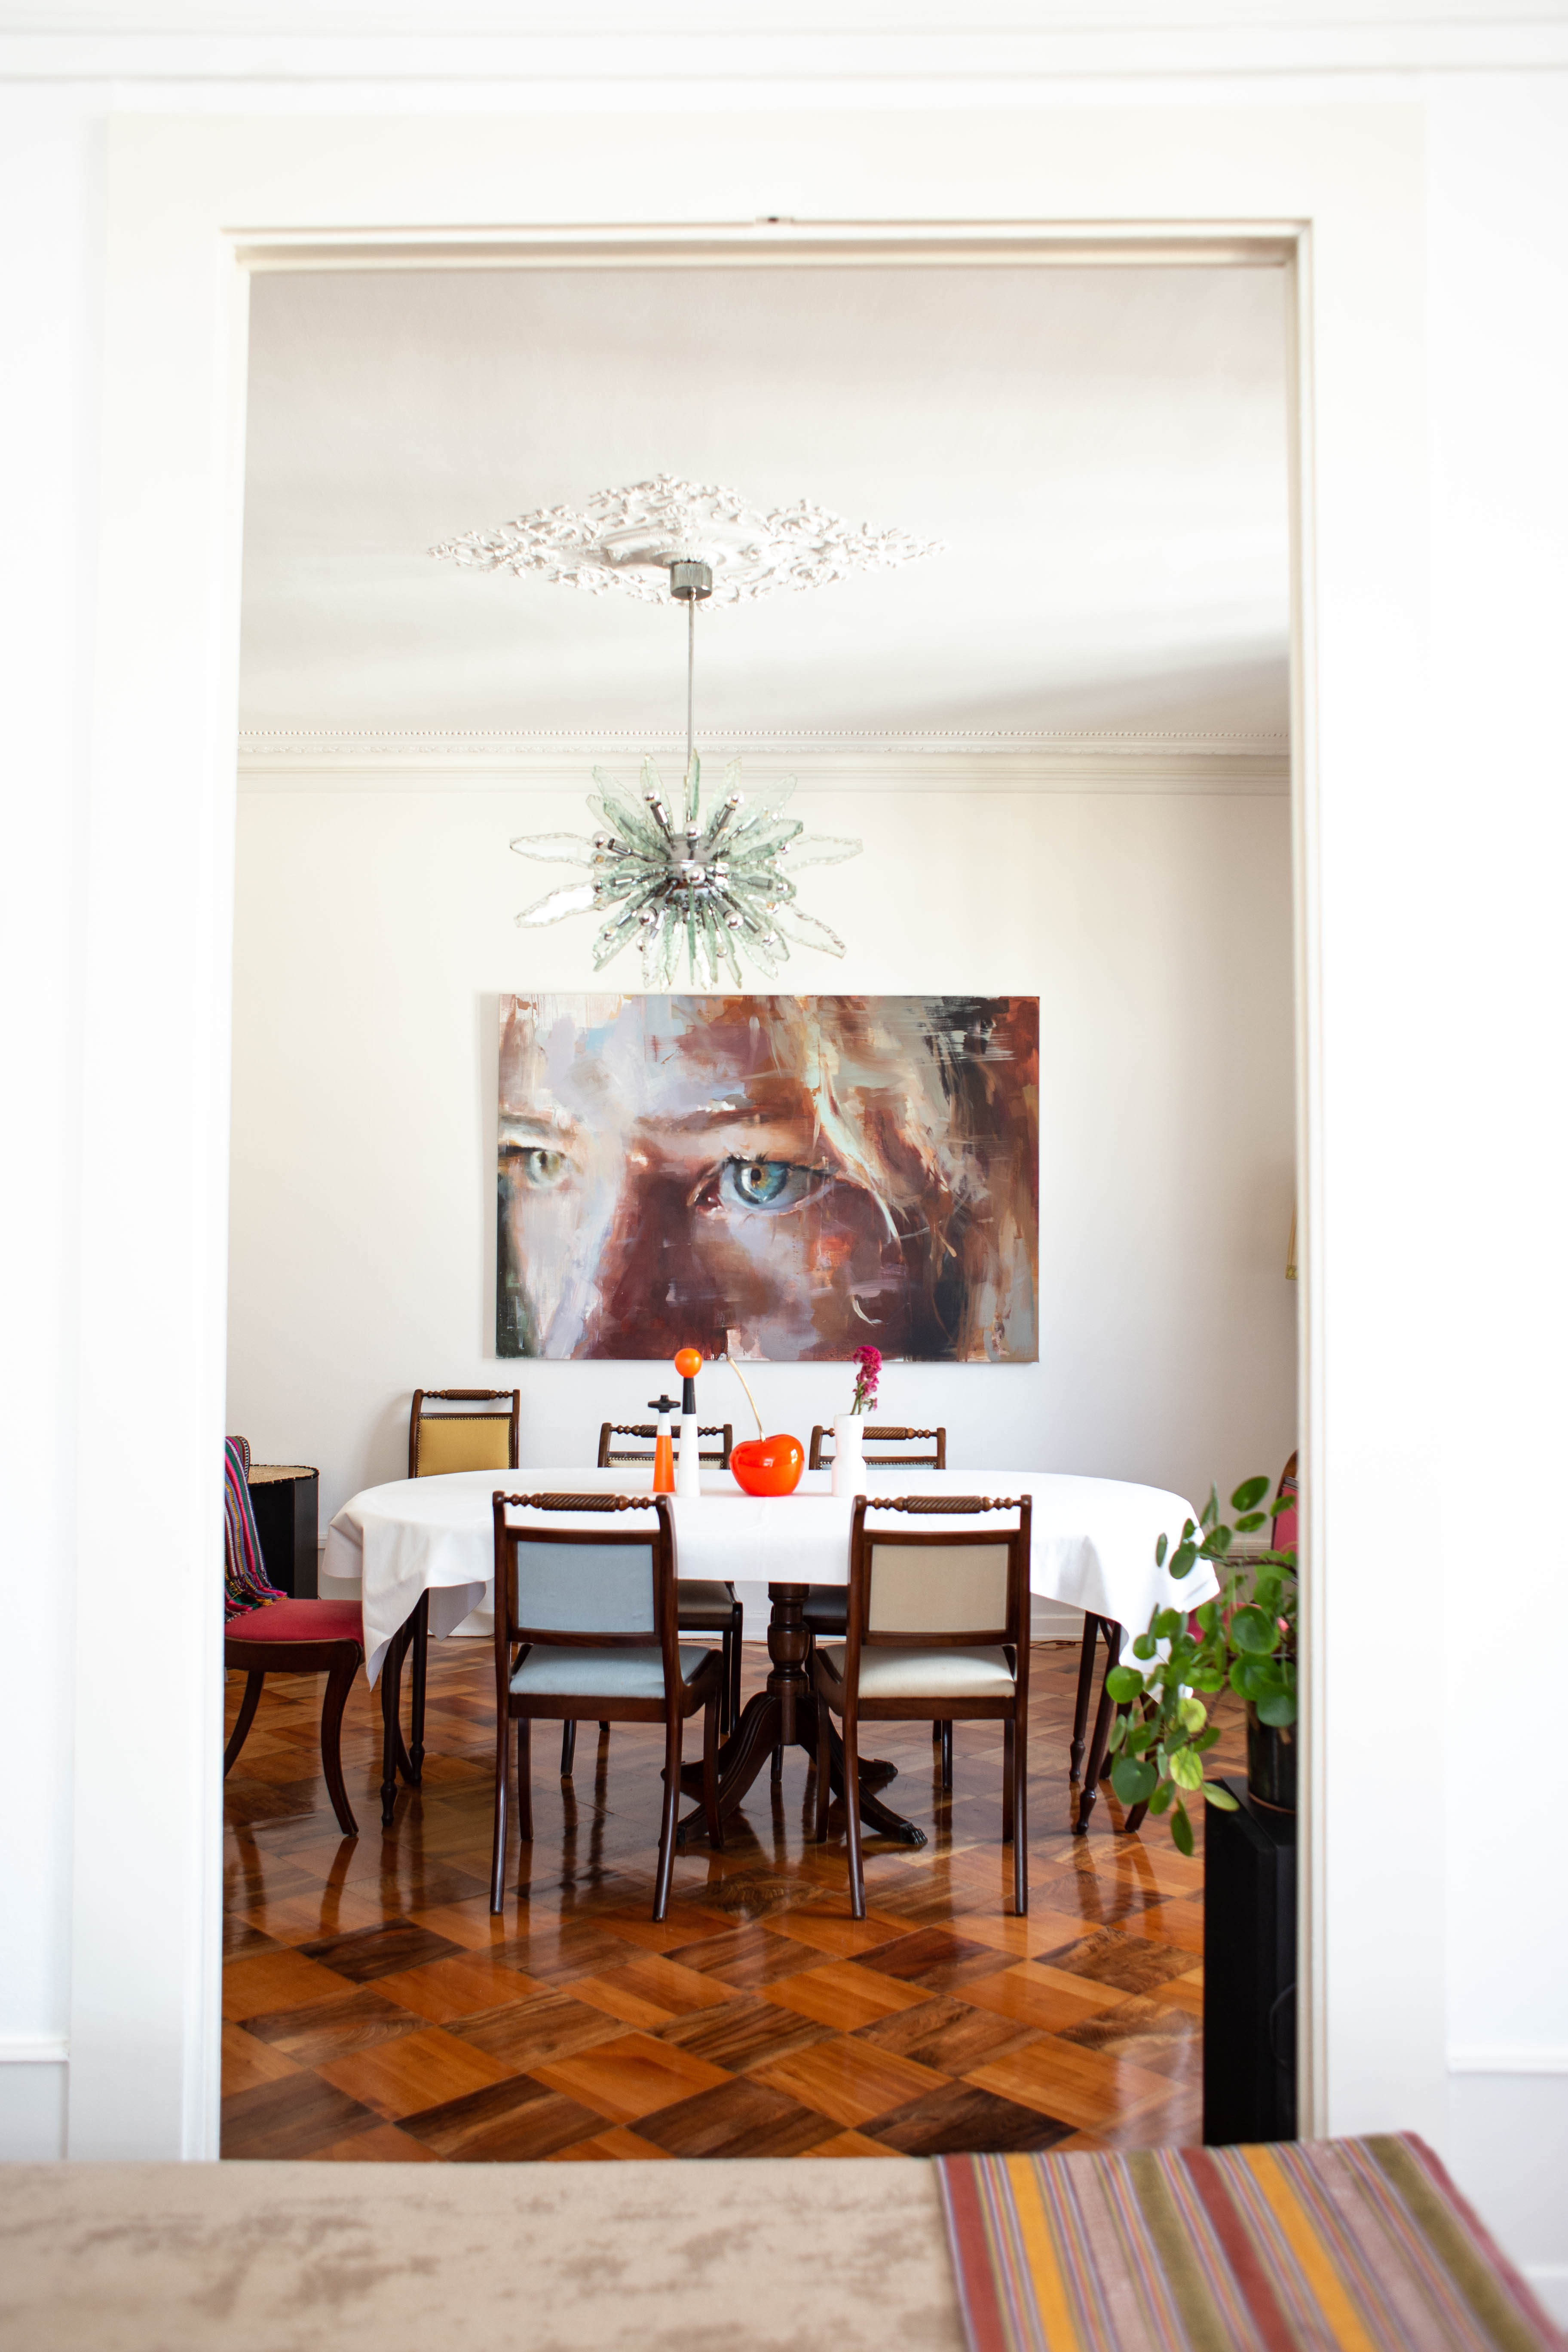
[
  {"x1": 410, "y1": 1389, "x2": 521, "y2": 1479},
  {"x1": 808, "y1": 1423, "x2": 947, "y2": 1471},
  {"x1": 490, "y1": 1493, "x2": 679, "y2": 1684},
  {"x1": 596, "y1": 1421, "x2": 734, "y2": 1470}
]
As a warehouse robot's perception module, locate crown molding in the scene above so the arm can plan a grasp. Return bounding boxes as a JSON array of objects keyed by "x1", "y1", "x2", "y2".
[
  {"x1": 5, "y1": 24, "x2": 1567, "y2": 84},
  {"x1": 238, "y1": 726, "x2": 1289, "y2": 793}
]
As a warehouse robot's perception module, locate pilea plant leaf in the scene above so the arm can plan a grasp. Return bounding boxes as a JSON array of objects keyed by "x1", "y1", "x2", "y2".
[
  {"x1": 1098, "y1": 1468, "x2": 1298, "y2": 1851},
  {"x1": 1111, "y1": 1757, "x2": 1158, "y2": 1806},
  {"x1": 1229, "y1": 1604, "x2": 1279, "y2": 1654}
]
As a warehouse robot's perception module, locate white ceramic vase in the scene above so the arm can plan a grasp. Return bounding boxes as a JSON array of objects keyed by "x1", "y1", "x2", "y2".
[{"x1": 831, "y1": 1413, "x2": 867, "y2": 1498}]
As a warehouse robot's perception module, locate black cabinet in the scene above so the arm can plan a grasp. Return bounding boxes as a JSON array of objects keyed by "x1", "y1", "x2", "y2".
[
  {"x1": 1203, "y1": 1776, "x2": 1296, "y2": 2145},
  {"x1": 247, "y1": 1465, "x2": 319, "y2": 1599}
]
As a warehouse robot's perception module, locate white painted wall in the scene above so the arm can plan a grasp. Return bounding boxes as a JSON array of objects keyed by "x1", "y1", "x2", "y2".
[
  {"x1": 225, "y1": 778, "x2": 1298, "y2": 1621},
  {"x1": 1, "y1": 21, "x2": 1564, "y2": 2326},
  {"x1": 0, "y1": 96, "x2": 94, "y2": 2162}
]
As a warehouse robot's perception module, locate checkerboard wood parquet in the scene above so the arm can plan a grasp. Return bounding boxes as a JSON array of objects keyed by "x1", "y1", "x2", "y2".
[{"x1": 222, "y1": 1639, "x2": 1242, "y2": 2162}]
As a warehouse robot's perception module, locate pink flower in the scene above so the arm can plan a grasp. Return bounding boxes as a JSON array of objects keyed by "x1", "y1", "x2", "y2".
[{"x1": 849, "y1": 1344, "x2": 882, "y2": 1415}]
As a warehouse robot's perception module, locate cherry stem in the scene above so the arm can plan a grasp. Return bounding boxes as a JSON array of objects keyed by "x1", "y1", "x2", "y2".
[{"x1": 725, "y1": 1356, "x2": 765, "y2": 1439}]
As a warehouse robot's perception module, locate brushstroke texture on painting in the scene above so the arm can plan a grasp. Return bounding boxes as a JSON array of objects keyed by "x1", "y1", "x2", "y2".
[{"x1": 496, "y1": 994, "x2": 1038, "y2": 1363}]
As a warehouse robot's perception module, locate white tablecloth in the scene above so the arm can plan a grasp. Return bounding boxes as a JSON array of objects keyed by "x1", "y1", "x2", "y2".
[{"x1": 324, "y1": 1466, "x2": 1215, "y2": 1686}]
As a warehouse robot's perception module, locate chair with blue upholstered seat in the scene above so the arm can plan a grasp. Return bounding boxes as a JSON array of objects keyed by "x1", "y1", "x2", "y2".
[
  {"x1": 489, "y1": 1490, "x2": 725, "y2": 1918},
  {"x1": 811, "y1": 1491, "x2": 1033, "y2": 1918}
]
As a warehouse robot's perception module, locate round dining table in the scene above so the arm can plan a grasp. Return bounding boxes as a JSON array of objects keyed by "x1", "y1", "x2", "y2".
[{"x1": 325, "y1": 1464, "x2": 1215, "y2": 1843}]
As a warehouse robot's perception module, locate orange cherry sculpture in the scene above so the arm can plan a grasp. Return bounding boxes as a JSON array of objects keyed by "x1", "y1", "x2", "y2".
[{"x1": 730, "y1": 1432, "x2": 806, "y2": 1497}]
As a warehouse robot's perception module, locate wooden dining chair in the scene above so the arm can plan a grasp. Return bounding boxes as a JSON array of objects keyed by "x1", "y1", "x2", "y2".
[
  {"x1": 807, "y1": 1422, "x2": 946, "y2": 1473},
  {"x1": 597, "y1": 1421, "x2": 733, "y2": 1470},
  {"x1": 410, "y1": 1387, "x2": 521, "y2": 1479},
  {"x1": 389, "y1": 1387, "x2": 523, "y2": 1797},
  {"x1": 1072, "y1": 1449, "x2": 1300, "y2": 1837},
  {"x1": 811, "y1": 1492, "x2": 1033, "y2": 1917},
  {"x1": 574, "y1": 1419, "x2": 742, "y2": 1764},
  {"x1": 489, "y1": 1490, "x2": 725, "y2": 1919},
  {"x1": 803, "y1": 1422, "x2": 952, "y2": 1768},
  {"x1": 222, "y1": 1435, "x2": 369, "y2": 1837}
]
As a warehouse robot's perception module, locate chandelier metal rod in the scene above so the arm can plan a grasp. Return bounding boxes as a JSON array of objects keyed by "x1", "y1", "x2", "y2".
[{"x1": 667, "y1": 557, "x2": 712, "y2": 785}]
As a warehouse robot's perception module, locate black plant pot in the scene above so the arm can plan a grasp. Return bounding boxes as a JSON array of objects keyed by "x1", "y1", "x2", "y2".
[{"x1": 1245, "y1": 1705, "x2": 1296, "y2": 1812}]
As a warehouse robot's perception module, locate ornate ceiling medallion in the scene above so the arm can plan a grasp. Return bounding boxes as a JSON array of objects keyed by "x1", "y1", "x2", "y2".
[{"x1": 429, "y1": 472, "x2": 940, "y2": 607}]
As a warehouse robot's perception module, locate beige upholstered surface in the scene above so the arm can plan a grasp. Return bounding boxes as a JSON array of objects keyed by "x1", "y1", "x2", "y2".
[
  {"x1": 415, "y1": 1415, "x2": 511, "y2": 1476},
  {"x1": 0, "y1": 2159, "x2": 962, "y2": 2352},
  {"x1": 868, "y1": 1541, "x2": 1010, "y2": 1633},
  {"x1": 817, "y1": 1641, "x2": 1017, "y2": 1697}
]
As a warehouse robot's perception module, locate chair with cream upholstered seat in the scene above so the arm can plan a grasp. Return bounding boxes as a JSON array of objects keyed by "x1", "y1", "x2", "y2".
[
  {"x1": 812, "y1": 1491, "x2": 1032, "y2": 1918},
  {"x1": 802, "y1": 1423, "x2": 953, "y2": 1773},
  {"x1": 490, "y1": 1490, "x2": 725, "y2": 1919}
]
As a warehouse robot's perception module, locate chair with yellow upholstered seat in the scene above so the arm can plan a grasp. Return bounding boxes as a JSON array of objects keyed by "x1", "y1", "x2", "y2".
[
  {"x1": 380, "y1": 1388, "x2": 522, "y2": 1810},
  {"x1": 409, "y1": 1387, "x2": 521, "y2": 1479},
  {"x1": 812, "y1": 1491, "x2": 1032, "y2": 1918}
]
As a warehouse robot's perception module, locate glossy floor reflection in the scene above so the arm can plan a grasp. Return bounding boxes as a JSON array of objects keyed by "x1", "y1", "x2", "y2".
[{"x1": 222, "y1": 1638, "x2": 1244, "y2": 2161}]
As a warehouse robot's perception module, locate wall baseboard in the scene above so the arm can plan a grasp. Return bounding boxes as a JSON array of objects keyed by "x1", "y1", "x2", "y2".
[
  {"x1": 0, "y1": 2055, "x2": 67, "y2": 2161},
  {"x1": 1449, "y1": 2048, "x2": 1568, "y2": 2076},
  {"x1": 1525, "y1": 2267, "x2": 1568, "y2": 2328}
]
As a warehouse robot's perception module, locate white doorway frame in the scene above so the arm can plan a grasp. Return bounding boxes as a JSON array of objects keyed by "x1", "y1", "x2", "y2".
[{"x1": 71, "y1": 104, "x2": 1435, "y2": 2159}]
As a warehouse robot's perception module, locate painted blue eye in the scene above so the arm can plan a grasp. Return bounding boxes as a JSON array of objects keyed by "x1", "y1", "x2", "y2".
[
  {"x1": 513, "y1": 1146, "x2": 570, "y2": 1190},
  {"x1": 718, "y1": 1158, "x2": 824, "y2": 1213}
]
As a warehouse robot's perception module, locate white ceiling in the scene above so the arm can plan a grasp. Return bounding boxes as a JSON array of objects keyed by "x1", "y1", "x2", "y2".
[{"x1": 240, "y1": 261, "x2": 1289, "y2": 749}]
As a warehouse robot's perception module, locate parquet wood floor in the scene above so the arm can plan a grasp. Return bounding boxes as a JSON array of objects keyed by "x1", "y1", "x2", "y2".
[{"x1": 222, "y1": 1640, "x2": 1245, "y2": 2162}]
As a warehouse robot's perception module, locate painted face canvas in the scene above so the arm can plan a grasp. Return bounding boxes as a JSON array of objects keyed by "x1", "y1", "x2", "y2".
[{"x1": 496, "y1": 993, "x2": 1038, "y2": 1363}]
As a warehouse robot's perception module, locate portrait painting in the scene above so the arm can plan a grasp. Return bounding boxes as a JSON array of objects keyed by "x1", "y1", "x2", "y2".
[{"x1": 496, "y1": 993, "x2": 1038, "y2": 1363}]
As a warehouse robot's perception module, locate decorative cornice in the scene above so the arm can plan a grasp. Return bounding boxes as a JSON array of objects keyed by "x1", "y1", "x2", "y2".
[{"x1": 239, "y1": 725, "x2": 1289, "y2": 794}]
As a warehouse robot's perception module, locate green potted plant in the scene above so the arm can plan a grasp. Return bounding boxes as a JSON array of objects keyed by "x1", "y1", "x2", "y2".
[{"x1": 1105, "y1": 1475, "x2": 1297, "y2": 1853}]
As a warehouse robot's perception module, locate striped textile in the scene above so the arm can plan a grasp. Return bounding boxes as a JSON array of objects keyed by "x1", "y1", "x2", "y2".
[
  {"x1": 937, "y1": 2136, "x2": 1562, "y2": 2352},
  {"x1": 224, "y1": 1436, "x2": 284, "y2": 1621}
]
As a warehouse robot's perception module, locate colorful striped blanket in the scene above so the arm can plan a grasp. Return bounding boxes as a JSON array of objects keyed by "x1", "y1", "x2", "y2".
[
  {"x1": 937, "y1": 2136, "x2": 1560, "y2": 2352},
  {"x1": 224, "y1": 1436, "x2": 284, "y2": 1620}
]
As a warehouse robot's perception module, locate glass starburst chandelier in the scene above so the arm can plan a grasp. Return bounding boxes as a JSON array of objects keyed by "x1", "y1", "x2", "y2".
[{"x1": 430, "y1": 476, "x2": 939, "y2": 988}]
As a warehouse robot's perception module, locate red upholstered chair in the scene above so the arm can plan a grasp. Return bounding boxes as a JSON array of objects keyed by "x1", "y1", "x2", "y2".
[{"x1": 222, "y1": 1436, "x2": 366, "y2": 1836}]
